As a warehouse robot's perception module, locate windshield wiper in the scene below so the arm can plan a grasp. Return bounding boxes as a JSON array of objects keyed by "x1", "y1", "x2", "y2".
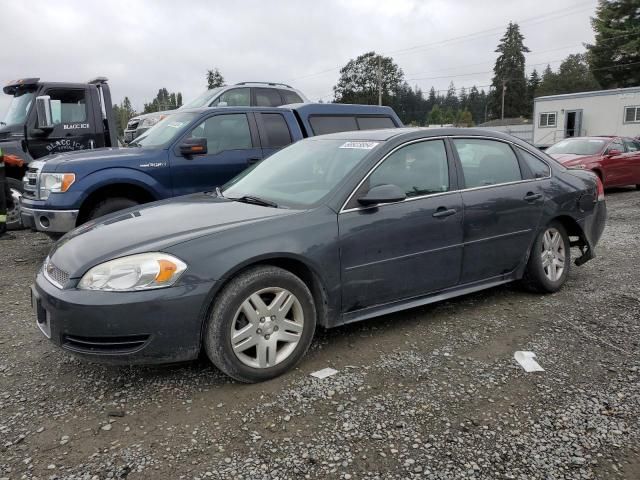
[{"x1": 229, "y1": 195, "x2": 278, "y2": 208}]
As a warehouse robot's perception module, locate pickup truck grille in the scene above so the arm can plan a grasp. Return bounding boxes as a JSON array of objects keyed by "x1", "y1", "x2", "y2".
[
  {"x1": 126, "y1": 120, "x2": 139, "y2": 130},
  {"x1": 23, "y1": 161, "x2": 45, "y2": 199}
]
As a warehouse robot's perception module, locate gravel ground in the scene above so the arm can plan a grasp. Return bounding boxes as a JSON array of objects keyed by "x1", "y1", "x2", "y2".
[{"x1": 1, "y1": 189, "x2": 639, "y2": 480}]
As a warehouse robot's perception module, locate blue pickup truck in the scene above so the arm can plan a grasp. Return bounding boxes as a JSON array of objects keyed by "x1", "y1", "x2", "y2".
[{"x1": 20, "y1": 103, "x2": 402, "y2": 236}]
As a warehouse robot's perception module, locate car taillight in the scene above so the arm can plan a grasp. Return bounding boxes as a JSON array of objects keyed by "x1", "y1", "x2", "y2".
[{"x1": 595, "y1": 176, "x2": 605, "y2": 201}]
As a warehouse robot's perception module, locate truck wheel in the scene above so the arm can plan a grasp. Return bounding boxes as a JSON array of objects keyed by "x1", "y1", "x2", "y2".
[
  {"x1": 88, "y1": 197, "x2": 139, "y2": 221},
  {"x1": 521, "y1": 221, "x2": 571, "y2": 293},
  {"x1": 6, "y1": 178, "x2": 24, "y2": 230},
  {"x1": 204, "y1": 266, "x2": 316, "y2": 383}
]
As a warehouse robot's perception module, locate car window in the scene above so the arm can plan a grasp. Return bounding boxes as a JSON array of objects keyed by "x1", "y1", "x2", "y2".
[
  {"x1": 453, "y1": 138, "x2": 522, "y2": 188},
  {"x1": 261, "y1": 113, "x2": 292, "y2": 148},
  {"x1": 368, "y1": 140, "x2": 449, "y2": 198},
  {"x1": 517, "y1": 148, "x2": 551, "y2": 179},
  {"x1": 279, "y1": 89, "x2": 303, "y2": 104},
  {"x1": 309, "y1": 116, "x2": 358, "y2": 135},
  {"x1": 212, "y1": 88, "x2": 250, "y2": 107},
  {"x1": 623, "y1": 139, "x2": 639, "y2": 152},
  {"x1": 189, "y1": 114, "x2": 252, "y2": 154},
  {"x1": 607, "y1": 139, "x2": 625, "y2": 153},
  {"x1": 46, "y1": 89, "x2": 87, "y2": 124},
  {"x1": 357, "y1": 116, "x2": 395, "y2": 130},
  {"x1": 255, "y1": 88, "x2": 283, "y2": 107}
]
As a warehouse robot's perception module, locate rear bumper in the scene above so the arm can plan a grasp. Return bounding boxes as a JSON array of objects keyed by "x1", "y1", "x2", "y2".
[
  {"x1": 32, "y1": 272, "x2": 214, "y2": 364},
  {"x1": 575, "y1": 199, "x2": 606, "y2": 265}
]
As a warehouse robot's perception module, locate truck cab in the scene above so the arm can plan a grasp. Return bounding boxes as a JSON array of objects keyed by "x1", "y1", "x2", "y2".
[
  {"x1": 21, "y1": 103, "x2": 402, "y2": 237},
  {"x1": 0, "y1": 77, "x2": 117, "y2": 228}
]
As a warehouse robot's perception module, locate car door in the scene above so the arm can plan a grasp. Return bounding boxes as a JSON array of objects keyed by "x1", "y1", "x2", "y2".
[
  {"x1": 169, "y1": 112, "x2": 262, "y2": 196},
  {"x1": 28, "y1": 88, "x2": 93, "y2": 158},
  {"x1": 622, "y1": 138, "x2": 640, "y2": 185},
  {"x1": 338, "y1": 139, "x2": 463, "y2": 311},
  {"x1": 451, "y1": 137, "x2": 546, "y2": 284},
  {"x1": 255, "y1": 112, "x2": 294, "y2": 158},
  {"x1": 601, "y1": 138, "x2": 627, "y2": 187}
]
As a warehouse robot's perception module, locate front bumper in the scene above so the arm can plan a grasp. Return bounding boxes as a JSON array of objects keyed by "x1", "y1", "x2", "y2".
[
  {"x1": 32, "y1": 272, "x2": 215, "y2": 364},
  {"x1": 20, "y1": 203, "x2": 78, "y2": 233}
]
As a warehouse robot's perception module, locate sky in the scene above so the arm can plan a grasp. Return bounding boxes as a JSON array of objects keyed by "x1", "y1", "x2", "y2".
[{"x1": 0, "y1": 0, "x2": 599, "y2": 117}]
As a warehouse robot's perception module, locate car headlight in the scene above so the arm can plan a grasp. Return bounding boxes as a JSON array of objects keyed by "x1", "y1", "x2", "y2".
[
  {"x1": 78, "y1": 252, "x2": 187, "y2": 291},
  {"x1": 140, "y1": 114, "x2": 166, "y2": 128},
  {"x1": 39, "y1": 173, "x2": 75, "y2": 200}
]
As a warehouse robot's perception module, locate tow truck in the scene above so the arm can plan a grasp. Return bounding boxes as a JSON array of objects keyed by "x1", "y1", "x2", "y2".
[{"x1": 0, "y1": 77, "x2": 117, "y2": 228}]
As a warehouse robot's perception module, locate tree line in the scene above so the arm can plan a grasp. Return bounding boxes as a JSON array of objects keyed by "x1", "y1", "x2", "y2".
[{"x1": 112, "y1": 0, "x2": 638, "y2": 135}]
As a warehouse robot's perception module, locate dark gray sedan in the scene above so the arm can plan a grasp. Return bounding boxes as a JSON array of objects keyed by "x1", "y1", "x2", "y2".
[{"x1": 32, "y1": 128, "x2": 606, "y2": 382}]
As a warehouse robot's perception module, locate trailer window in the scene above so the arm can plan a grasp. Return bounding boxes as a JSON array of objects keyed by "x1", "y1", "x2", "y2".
[
  {"x1": 624, "y1": 106, "x2": 640, "y2": 123},
  {"x1": 539, "y1": 112, "x2": 556, "y2": 128},
  {"x1": 46, "y1": 89, "x2": 87, "y2": 125}
]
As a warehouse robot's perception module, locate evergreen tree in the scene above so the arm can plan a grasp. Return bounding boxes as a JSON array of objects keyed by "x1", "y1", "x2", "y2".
[
  {"x1": 333, "y1": 51, "x2": 404, "y2": 105},
  {"x1": 427, "y1": 104, "x2": 443, "y2": 125},
  {"x1": 143, "y1": 88, "x2": 183, "y2": 113},
  {"x1": 525, "y1": 69, "x2": 541, "y2": 116},
  {"x1": 206, "y1": 68, "x2": 226, "y2": 89},
  {"x1": 443, "y1": 107, "x2": 456, "y2": 125},
  {"x1": 457, "y1": 109, "x2": 474, "y2": 127},
  {"x1": 537, "y1": 55, "x2": 600, "y2": 97},
  {"x1": 586, "y1": 0, "x2": 640, "y2": 88},
  {"x1": 427, "y1": 87, "x2": 437, "y2": 112},
  {"x1": 459, "y1": 86, "x2": 469, "y2": 111},
  {"x1": 488, "y1": 22, "x2": 530, "y2": 119},
  {"x1": 112, "y1": 97, "x2": 137, "y2": 138},
  {"x1": 444, "y1": 82, "x2": 459, "y2": 111}
]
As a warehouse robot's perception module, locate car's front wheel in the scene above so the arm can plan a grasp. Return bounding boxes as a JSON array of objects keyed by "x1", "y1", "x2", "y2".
[
  {"x1": 204, "y1": 266, "x2": 316, "y2": 383},
  {"x1": 522, "y1": 221, "x2": 571, "y2": 293}
]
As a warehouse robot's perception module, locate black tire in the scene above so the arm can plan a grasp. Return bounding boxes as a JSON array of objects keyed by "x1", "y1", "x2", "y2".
[
  {"x1": 88, "y1": 197, "x2": 139, "y2": 221},
  {"x1": 521, "y1": 220, "x2": 571, "y2": 293},
  {"x1": 204, "y1": 265, "x2": 316, "y2": 383},
  {"x1": 6, "y1": 177, "x2": 24, "y2": 230}
]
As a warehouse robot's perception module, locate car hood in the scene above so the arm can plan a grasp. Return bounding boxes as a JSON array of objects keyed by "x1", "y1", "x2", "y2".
[
  {"x1": 48, "y1": 193, "x2": 301, "y2": 278},
  {"x1": 42, "y1": 147, "x2": 164, "y2": 172},
  {"x1": 549, "y1": 153, "x2": 599, "y2": 164}
]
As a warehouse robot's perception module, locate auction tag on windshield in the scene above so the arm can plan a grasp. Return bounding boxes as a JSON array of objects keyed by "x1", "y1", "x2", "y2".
[
  {"x1": 167, "y1": 121, "x2": 186, "y2": 129},
  {"x1": 340, "y1": 141, "x2": 379, "y2": 150}
]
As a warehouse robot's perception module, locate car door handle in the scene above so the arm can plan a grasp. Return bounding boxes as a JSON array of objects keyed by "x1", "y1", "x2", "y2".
[
  {"x1": 432, "y1": 207, "x2": 457, "y2": 219},
  {"x1": 523, "y1": 192, "x2": 542, "y2": 202},
  {"x1": 247, "y1": 157, "x2": 262, "y2": 165}
]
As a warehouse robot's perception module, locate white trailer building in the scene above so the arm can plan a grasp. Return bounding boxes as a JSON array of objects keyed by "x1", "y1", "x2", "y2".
[{"x1": 533, "y1": 86, "x2": 640, "y2": 148}]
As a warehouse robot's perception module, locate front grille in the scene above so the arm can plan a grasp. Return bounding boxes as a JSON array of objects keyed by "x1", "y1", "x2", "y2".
[
  {"x1": 126, "y1": 121, "x2": 139, "y2": 130},
  {"x1": 43, "y1": 259, "x2": 70, "y2": 289},
  {"x1": 62, "y1": 334, "x2": 150, "y2": 354}
]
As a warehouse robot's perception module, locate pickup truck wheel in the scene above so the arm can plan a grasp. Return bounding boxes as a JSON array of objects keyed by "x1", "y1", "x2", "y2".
[
  {"x1": 204, "y1": 266, "x2": 316, "y2": 383},
  {"x1": 88, "y1": 197, "x2": 139, "y2": 221},
  {"x1": 6, "y1": 178, "x2": 24, "y2": 230},
  {"x1": 521, "y1": 221, "x2": 571, "y2": 293}
]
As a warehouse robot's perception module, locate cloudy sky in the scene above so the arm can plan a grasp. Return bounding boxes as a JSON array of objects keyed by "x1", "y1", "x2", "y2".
[{"x1": 0, "y1": 0, "x2": 598, "y2": 116}]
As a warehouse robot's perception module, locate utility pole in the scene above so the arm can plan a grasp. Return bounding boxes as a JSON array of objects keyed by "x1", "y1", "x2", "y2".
[
  {"x1": 377, "y1": 56, "x2": 382, "y2": 106},
  {"x1": 501, "y1": 80, "x2": 507, "y2": 121}
]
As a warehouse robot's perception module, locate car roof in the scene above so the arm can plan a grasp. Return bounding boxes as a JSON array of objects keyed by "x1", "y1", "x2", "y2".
[{"x1": 316, "y1": 127, "x2": 533, "y2": 142}]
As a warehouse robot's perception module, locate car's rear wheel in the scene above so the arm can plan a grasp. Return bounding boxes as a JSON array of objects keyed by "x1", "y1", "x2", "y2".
[
  {"x1": 522, "y1": 221, "x2": 570, "y2": 293},
  {"x1": 204, "y1": 266, "x2": 316, "y2": 383},
  {"x1": 88, "y1": 197, "x2": 139, "y2": 221}
]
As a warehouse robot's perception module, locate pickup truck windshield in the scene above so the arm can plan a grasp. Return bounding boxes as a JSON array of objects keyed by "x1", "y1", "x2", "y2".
[
  {"x1": 133, "y1": 112, "x2": 197, "y2": 148},
  {"x1": 181, "y1": 88, "x2": 223, "y2": 109},
  {"x1": 2, "y1": 91, "x2": 34, "y2": 127},
  {"x1": 223, "y1": 138, "x2": 380, "y2": 208}
]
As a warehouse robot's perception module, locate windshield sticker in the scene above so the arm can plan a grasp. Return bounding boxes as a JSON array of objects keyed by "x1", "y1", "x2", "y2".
[
  {"x1": 339, "y1": 141, "x2": 379, "y2": 150},
  {"x1": 588, "y1": 140, "x2": 604, "y2": 143},
  {"x1": 167, "y1": 121, "x2": 186, "y2": 129}
]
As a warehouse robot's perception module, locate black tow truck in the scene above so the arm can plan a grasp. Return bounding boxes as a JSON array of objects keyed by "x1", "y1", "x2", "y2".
[{"x1": 0, "y1": 77, "x2": 118, "y2": 229}]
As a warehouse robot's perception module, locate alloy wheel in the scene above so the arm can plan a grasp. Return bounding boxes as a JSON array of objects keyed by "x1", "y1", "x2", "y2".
[
  {"x1": 230, "y1": 287, "x2": 304, "y2": 369},
  {"x1": 541, "y1": 227, "x2": 565, "y2": 282},
  {"x1": 6, "y1": 187, "x2": 22, "y2": 227}
]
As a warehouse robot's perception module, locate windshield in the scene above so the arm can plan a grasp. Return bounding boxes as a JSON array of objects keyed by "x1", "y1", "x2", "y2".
[
  {"x1": 223, "y1": 139, "x2": 380, "y2": 208},
  {"x1": 547, "y1": 138, "x2": 606, "y2": 156},
  {"x1": 181, "y1": 88, "x2": 223, "y2": 109},
  {"x1": 2, "y1": 91, "x2": 35, "y2": 127},
  {"x1": 133, "y1": 112, "x2": 197, "y2": 148}
]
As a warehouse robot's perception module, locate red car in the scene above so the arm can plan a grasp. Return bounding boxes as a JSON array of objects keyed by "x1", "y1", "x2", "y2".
[{"x1": 547, "y1": 136, "x2": 640, "y2": 189}]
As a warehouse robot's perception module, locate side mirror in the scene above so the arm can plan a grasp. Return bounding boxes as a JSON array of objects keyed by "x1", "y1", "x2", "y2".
[
  {"x1": 357, "y1": 184, "x2": 406, "y2": 206},
  {"x1": 180, "y1": 137, "x2": 208, "y2": 157},
  {"x1": 35, "y1": 95, "x2": 54, "y2": 130},
  {"x1": 606, "y1": 149, "x2": 622, "y2": 156}
]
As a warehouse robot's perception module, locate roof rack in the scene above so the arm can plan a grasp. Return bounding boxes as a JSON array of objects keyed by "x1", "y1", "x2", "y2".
[
  {"x1": 88, "y1": 77, "x2": 109, "y2": 84},
  {"x1": 235, "y1": 81, "x2": 293, "y2": 88}
]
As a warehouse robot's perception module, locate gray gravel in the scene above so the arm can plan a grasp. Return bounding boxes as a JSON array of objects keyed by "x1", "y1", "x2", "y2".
[{"x1": 1, "y1": 188, "x2": 639, "y2": 479}]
